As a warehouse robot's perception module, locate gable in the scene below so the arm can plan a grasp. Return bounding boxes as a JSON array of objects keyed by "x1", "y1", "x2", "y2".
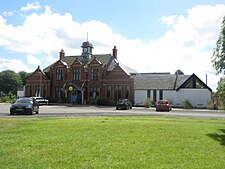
[
  {"x1": 107, "y1": 64, "x2": 131, "y2": 79},
  {"x1": 88, "y1": 57, "x2": 102, "y2": 66},
  {"x1": 176, "y1": 74, "x2": 212, "y2": 91},
  {"x1": 27, "y1": 66, "x2": 48, "y2": 81},
  {"x1": 71, "y1": 58, "x2": 83, "y2": 67}
]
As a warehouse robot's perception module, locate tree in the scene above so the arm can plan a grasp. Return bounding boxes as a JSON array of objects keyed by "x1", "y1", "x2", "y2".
[
  {"x1": 212, "y1": 16, "x2": 225, "y2": 74},
  {"x1": 18, "y1": 71, "x2": 32, "y2": 86},
  {"x1": 0, "y1": 70, "x2": 22, "y2": 95},
  {"x1": 175, "y1": 69, "x2": 184, "y2": 75}
]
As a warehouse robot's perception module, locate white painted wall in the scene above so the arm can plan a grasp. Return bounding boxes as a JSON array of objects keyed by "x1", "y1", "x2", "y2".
[
  {"x1": 165, "y1": 89, "x2": 212, "y2": 108},
  {"x1": 134, "y1": 90, "x2": 146, "y2": 105},
  {"x1": 134, "y1": 89, "x2": 212, "y2": 108}
]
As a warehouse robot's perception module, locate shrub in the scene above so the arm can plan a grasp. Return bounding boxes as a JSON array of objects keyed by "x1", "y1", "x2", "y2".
[
  {"x1": 0, "y1": 93, "x2": 16, "y2": 103},
  {"x1": 182, "y1": 99, "x2": 192, "y2": 109},
  {"x1": 207, "y1": 100, "x2": 215, "y2": 110},
  {"x1": 144, "y1": 98, "x2": 153, "y2": 108}
]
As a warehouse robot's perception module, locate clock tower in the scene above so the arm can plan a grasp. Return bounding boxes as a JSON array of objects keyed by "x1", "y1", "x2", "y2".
[{"x1": 81, "y1": 41, "x2": 93, "y2": 62}]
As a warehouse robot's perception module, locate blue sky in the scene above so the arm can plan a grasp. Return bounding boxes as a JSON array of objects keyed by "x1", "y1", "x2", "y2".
[{"x1": 0, "y1": 0, "x2": 225, "y2": 91}]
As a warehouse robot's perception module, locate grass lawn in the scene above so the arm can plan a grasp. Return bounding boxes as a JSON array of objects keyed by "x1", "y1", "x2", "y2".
[{"x1": 1, "y1": 116, "x2": 225, "y2": 169}]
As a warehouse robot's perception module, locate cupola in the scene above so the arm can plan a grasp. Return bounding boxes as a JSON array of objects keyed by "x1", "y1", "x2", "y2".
[{"x1": 81, "y1": 41, "x2": 93, "y2": 62}]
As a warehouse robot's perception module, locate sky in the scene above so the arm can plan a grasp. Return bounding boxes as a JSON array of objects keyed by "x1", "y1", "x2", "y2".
[{"x1": 0, "y1": 0, "x2": 225, "y2": 91}]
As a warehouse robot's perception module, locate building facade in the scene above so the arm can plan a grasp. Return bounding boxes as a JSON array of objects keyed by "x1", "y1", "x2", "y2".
[
  {"x1": 25, "y1": 41, "x2": 136, "y2": 105},
  {"x1": 132, "y1": 73, "x2": 212, "y2": 108}
]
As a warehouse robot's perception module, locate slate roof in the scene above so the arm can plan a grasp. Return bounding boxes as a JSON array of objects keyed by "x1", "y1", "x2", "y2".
[
  {"x1": 132, "y1": 73, "x2": 190, "y2": 90},
  {"x1": 43, "y1": 54, "x2": 137, "y2": 75}
]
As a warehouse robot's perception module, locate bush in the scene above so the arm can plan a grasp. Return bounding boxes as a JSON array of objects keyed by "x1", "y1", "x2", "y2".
[
  {"x1": 207, "y1": 100, "x2": 215, "y2": 110},
  {"x1": 0, "y1": 93, "x2": 16, "y2": 103},
  {"x1": 182, "y1": 99, "x2": 192, "y2": 109},
  {"x1": 144, "y1": 98, "x2": 153, "y2": 108}
]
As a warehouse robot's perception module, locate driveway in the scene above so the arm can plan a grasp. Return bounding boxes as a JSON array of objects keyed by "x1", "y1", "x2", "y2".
[{"x1": 1, "y1": 103, "x2": 225, "y2": 119}]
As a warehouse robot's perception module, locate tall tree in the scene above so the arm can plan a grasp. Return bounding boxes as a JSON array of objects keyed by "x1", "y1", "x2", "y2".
[
  {"x1": 18, "y1": 71, "x2": 32, "y2": 86},
  {"x1": 0, "y1": 70, "x2": 22, "y2": 95},
  {"x1": 212, "y1": 16, "x2": 225, "y2": 74}
]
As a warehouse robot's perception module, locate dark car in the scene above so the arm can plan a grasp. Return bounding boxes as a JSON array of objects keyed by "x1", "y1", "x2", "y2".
[
  {"x1": 31, "y1": 97, "x2": 49, "y2": 105},
  {"x1": 116, "y1": 99, "x2": 132, "y2": 110},
  {"x1": 155, "y1": 100, "x2": 172, "y2": 111},
  {"x1": 10, "y1": 98, "x2": 39, "y2": 115}
]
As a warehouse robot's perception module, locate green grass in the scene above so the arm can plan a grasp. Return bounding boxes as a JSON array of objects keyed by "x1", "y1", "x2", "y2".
[{"x1": 1, "y1": 117, "x2": 225, "y2": 169}]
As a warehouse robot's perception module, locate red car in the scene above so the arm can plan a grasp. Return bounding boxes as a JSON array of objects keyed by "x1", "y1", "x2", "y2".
[{"x1": 155, "y1": 100, "x2": 172, "y2": 111}]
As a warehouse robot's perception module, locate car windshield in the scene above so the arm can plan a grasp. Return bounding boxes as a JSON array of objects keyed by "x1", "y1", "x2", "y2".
[
  {"x1": 118, "y1": 99, "x2": 127, "y2": 103},
  {"x1": 158, "y1": 101, "x2": 168, "y2": 104},
  {"x1": 16, "y1": 99, "x2": 32, "y2": 104}
]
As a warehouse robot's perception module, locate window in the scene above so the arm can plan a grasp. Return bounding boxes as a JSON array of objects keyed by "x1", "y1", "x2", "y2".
[
  {"x1": 91, "y1": 68, "x2": 99, "y2": 80},
  {"x1": 35, "y1": 85, "x2": 40, "y2": 97},
  {"x1": 153, "y1": 90, "x2": 157, "y2": 103},
  {"x1": 56, "y1": 69, "x2": 63, "y2": 81},
  {"x1": 73, "y1": 68, "x2": 81, "y2": 81},
  {"x1": 114, "y1": 85, "x2": 122, "y2": 101},
  {"x1": 55, "y1": 87, "x2": 61, "y2": 99},
  {"x1": 147, "y1": 90, "x2": 151, "y2": 98},
  {"x1": 43, "y1": 85, "x2": 46, "y2": 98},
  {"x1": 107, "y1": 85, "x2": 111, "y2": 99},
  {"x1": 159, "y1": 90, "x2": 163, "y2": 100},
  {"x1": 29, "y1": 85, "x2": 32, "y2": 96},
  {"x1": 89, "y1": 87, "x2": 99, "y2": 100},
  {"x1": 125, "y1": 85, "x2": 130, "y2": 99}
]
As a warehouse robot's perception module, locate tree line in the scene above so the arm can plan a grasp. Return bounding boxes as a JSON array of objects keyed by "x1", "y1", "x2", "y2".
[{"x1": 0, "y1": 70, "x2": 32, "y2": 96}]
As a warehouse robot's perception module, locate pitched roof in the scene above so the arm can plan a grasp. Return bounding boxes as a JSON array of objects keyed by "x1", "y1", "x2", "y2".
[
  {"x1": 43, "y1": 54, "x2": 138, "y2": 75},
  {"x1": 119, "y1": 63, "x2": 138, "y2": 75},
  {"x1": 132, "y1": 73, "x2": 190, "y2": 90}
]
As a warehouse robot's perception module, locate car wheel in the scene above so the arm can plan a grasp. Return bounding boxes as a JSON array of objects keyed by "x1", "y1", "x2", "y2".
[
  {"x1": 36, "y1": 111, "x2": 39, "y2": 114},
  {"x1": 10, "y1": 112, "x2": 14, "y2": 115},
  {"x1": 30, "y1": 109, "x2": 34, "y2": 115},
  {"x1": 116, "y1": 107, "x2": 118, "y2": 110}
]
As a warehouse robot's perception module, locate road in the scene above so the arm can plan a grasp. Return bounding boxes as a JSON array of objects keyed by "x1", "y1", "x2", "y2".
[{"x1": 1, "y1": 103, "x2": 225, "y2": 119}]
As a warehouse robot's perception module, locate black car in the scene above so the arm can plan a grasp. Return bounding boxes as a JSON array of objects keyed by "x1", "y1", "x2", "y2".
[
  {"x1": 116, "y1": 99, "x2": 132, "y2": 110},
  {"x1": 10, "y1": 98, "x2": 39, "y2": 115},
  {"x1": 30, "y1": 97, "x2": 49, "y2": 105}
]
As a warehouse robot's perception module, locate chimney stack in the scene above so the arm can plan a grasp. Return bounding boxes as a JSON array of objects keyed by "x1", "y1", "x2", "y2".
[
  {"x1": 112, "y1": 46, "x2": 117, "y2": 59},
  {"x1": 59, "y1": 49, "x2": 65, "y2": 60}
]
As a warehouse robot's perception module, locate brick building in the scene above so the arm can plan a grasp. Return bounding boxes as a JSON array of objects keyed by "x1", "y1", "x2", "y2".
[{"x1": 25, "y1": 41, "x2": 137, "y2": 105}]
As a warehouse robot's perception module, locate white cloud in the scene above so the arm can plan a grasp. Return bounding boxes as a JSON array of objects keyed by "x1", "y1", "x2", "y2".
[
  {"x1": 3, "y1": 11, "x2": 15, "y2": 17},
  {"x1": 0, "y1": 4, "x2": 225, "y2": 91},
  {"x1": 161, "y1": 15, "x2": 178, "y2": 26},
  {"x1": 21, "y1": 1, "x2": 41, "y2": 12},
  {"x1": 27, "y1": 54, "x2": 41, "y2": 66},
  {"x1": 0, "y1": 58, "x2": 32, "y2": 72}
]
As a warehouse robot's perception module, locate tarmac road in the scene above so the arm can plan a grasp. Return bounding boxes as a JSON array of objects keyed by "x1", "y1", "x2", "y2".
[{"x1": 1, "y1": 103, "x2": 225, "y2": 119}]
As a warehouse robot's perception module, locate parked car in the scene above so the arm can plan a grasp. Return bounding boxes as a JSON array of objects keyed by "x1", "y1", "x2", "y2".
[
  {"x1": 31, "y1": 97, "x2": 49, "y2": 105},
  {"x1": 155, "y1": 100, "x2": 172, "y2": 111},
  {"x1": 116, "y1": 99, "x2": 132, "y2": 110},
  {"x1": 10, "y1": 98, "x2": 39, "y2": 115}
]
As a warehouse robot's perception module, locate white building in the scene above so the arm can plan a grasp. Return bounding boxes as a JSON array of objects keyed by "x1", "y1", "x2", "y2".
[{"x1": 132, "y1": 73, "x2": 212, "y2": 108}]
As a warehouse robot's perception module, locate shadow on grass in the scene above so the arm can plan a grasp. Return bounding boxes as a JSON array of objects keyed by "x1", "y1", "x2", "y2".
[{"x1": 207, "y1": 129, "x2": 225, "y2": 146}]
